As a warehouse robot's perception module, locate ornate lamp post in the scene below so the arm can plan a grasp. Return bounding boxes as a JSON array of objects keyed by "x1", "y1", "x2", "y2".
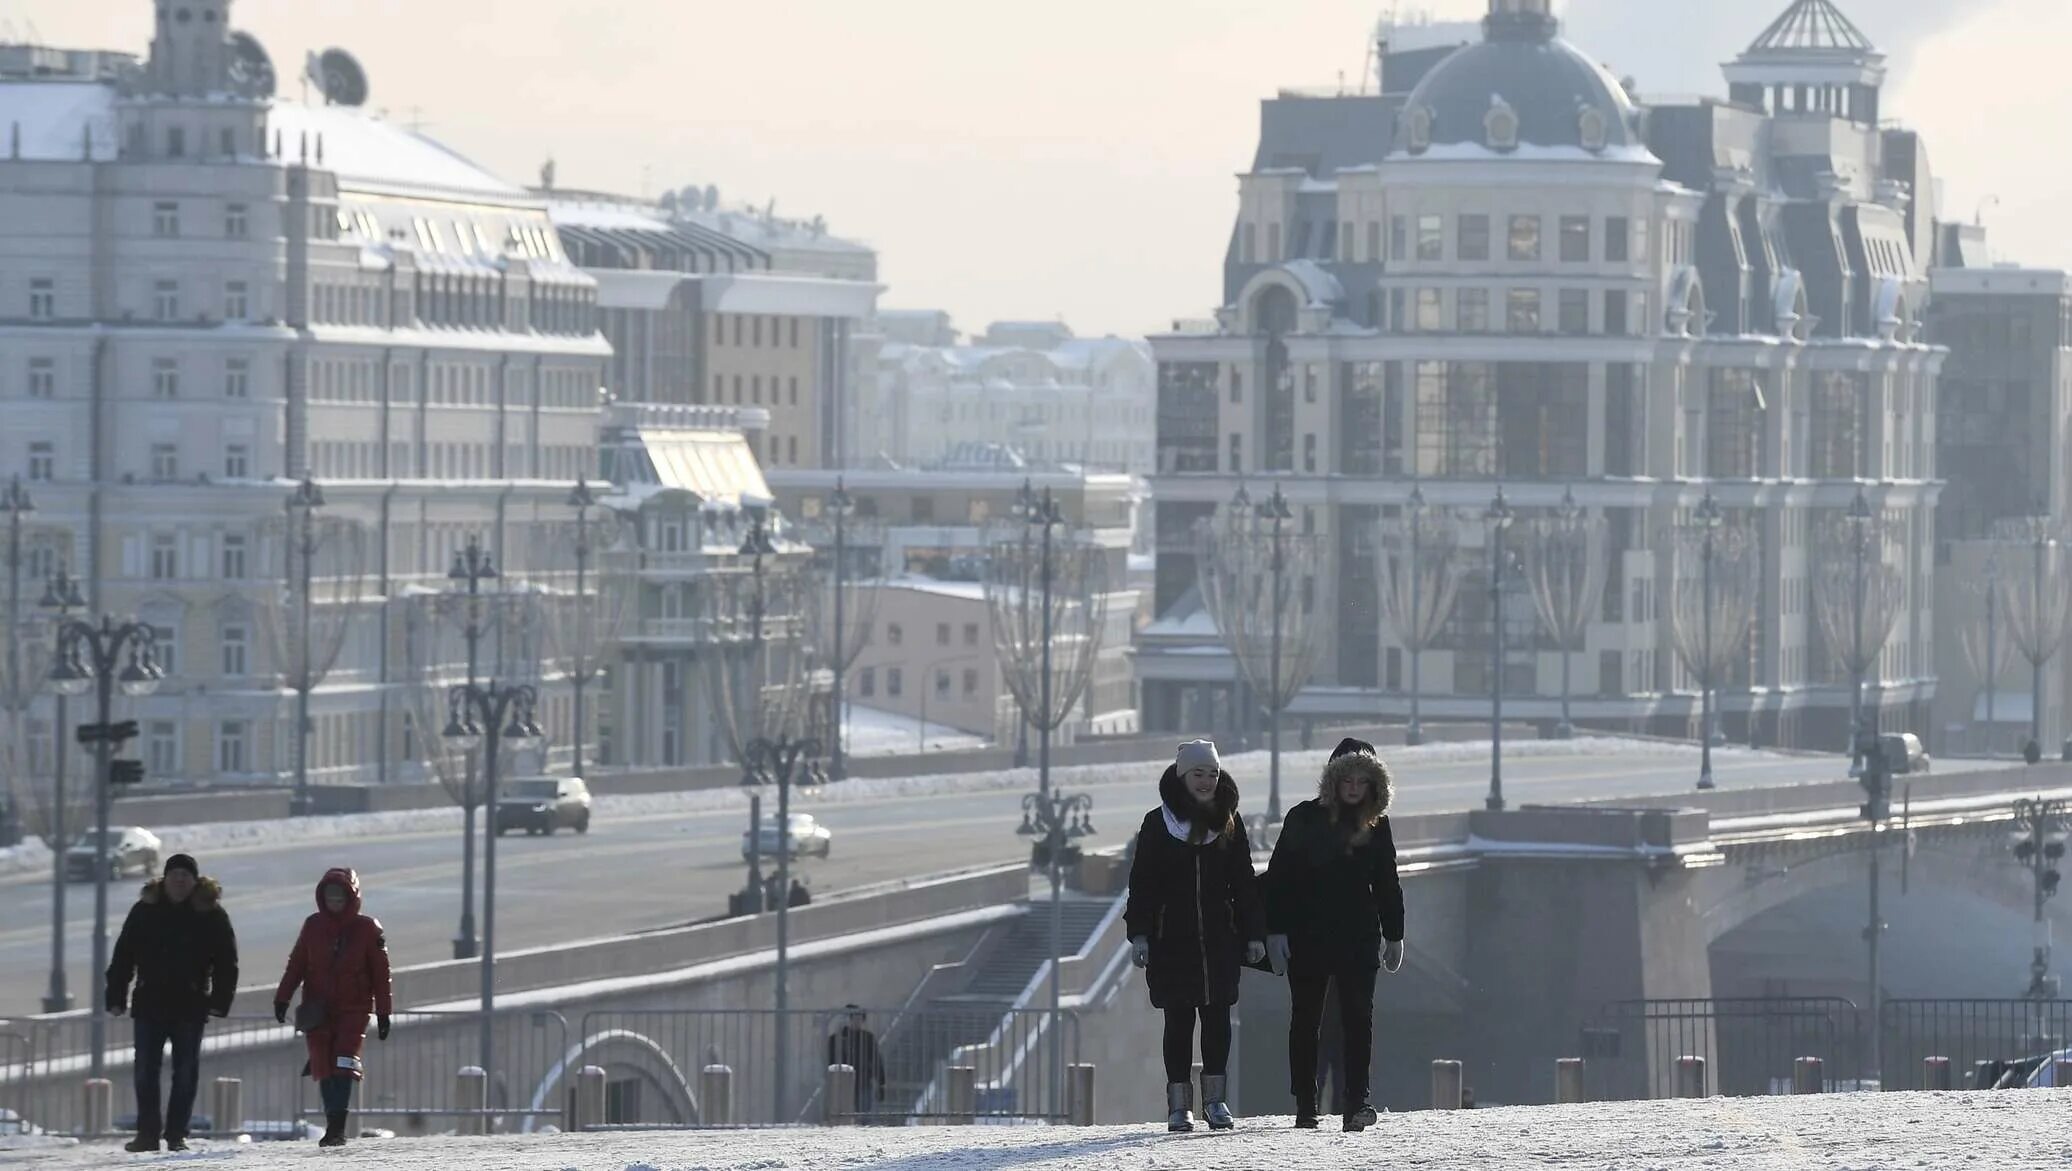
[
  {"x1": 746, "y1": 731, "x2": 820, "y2": 1121},
  {"x1": 286, "y1": 476, "x2": 324, "y2": 815},
  {"x1": 827, "y1": 480, "x2": 854, "y2": 781},
  {"x1": 1017, "y1": 787, "x2": 1093, "y2": 1118},
  {"x1": 47, "y1": 610, "x2": 162, "y2": 1075},
  {"x1": 1484, "y1": 487, "x2": 1514, "y2": 812},
  {"x1": 1843, "y1": 488, "x2": 1875, "y2": 777},
  {"x1": 1405, "y1": 484, "x2": 1428, "y2": 746},
  {"x1": 443, "y1": 679, "x2": 542, "y2": 1079},
  {"x1": 37, "y1": 567, "x2": 79, "y2": 1014},
  {"x1": 2009, "y1": 797, "x2": 2067, "y2": 1000},
  {"x1": 1695, "y1": 491, "x2": 1725, "y2": 789},
  {"x1": 567, "y1": 478, "x2": 599, "y2": 780},
  {"x1": 447, "y1": 536, "x2": 498, "y2": 960},
  {"x1": 1026, "y1": 489, "x2": 1067, "y2": 799},
  {"x1": 2, "y1": 478, "x2": 31, "y2": 859}
]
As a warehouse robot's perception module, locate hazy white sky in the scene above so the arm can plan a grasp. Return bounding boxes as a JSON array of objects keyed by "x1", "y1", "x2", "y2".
[{"x1": 6, "y1": 0, "x2": 2062, "y2": 335}]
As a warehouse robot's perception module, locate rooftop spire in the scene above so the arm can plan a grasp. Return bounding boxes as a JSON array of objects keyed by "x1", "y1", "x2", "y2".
[
  {"x1": 1485, "y1": 0, "x2": 1558, "y2": 43},
  {"x1": 1747, "y1": 0, "x2": 1874, "y2": 54}
]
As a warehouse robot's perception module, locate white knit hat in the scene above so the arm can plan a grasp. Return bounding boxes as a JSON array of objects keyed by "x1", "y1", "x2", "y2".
[{"x1": 1175, "y1": 739, "x2": 1221, "y2": 775}]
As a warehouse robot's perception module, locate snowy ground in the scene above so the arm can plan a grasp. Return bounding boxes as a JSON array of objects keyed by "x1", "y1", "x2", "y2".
[
  {"x1": 6, "y1": 1091, "x2": 2069, "y2": 1168},
  {"x1": 0, "y1": 735, "x2": 1797, "y2": 879},
  {"x1": 840, "y1": 703, "x2": 989, "y2": 757}
]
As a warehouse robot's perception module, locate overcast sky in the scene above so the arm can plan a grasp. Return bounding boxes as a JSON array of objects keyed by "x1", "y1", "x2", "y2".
[{"x1": 5, "y1": 0, "x2": 2060, "y2": 336}]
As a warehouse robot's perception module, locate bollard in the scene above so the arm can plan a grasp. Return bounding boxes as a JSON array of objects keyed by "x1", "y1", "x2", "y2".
[
  {"x1": 1922, "y1": 1056, "x2": 1951, "y2": 1091},
  {"x1": 1674, "y1": 1055, "x2": 1707, "y2": 1098},
  {"x1": 210, "y1": 1077, "x2": 242, "y2": 1138},
  {"x1": 824, "y1": 1063, "x2": 856, "y2": 1125},
  {"x1": 1430, "y1": 1059, "x2": 1463, "y2": 1110},
  {"x1": 1067, "y1": 1063, "x2": 1096, "y2": 1126},
  {"x1": 573, "y1": 1065, "x2": 606, "y2": 1133},
  {"x1": 1554, "y1": 1058, "x2": 1586, "y2": 1104},
  {"x1": 455, "y1": 1066, "x2": 488, "y2": 1136},
  {"x1": 82, "y1": 1078, "x2": 113, "y2": 1136},
  {"x1": 1792, "y1": 1057, "x2": 1823, "y2": 1094},
  {"x1": 2056, "y1": 1057, "x2": 2072, "y2": 1090},
  {"x1": 699, "y1": 1064, "x2": 733, "y2": 1127},
  {"x1": 945, "y1": 1065, "x2": 977, "y2": 1125}
]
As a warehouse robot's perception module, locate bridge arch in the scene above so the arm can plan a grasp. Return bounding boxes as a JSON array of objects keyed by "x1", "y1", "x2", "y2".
[{"x1": 526, "y1": 1028, "x2": 698, "y2": 1132}]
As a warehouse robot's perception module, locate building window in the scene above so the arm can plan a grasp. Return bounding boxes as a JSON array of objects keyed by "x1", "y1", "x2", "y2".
[
  {"x1": 962, "y1": 668, "x2": 979, "y2": 698},
  {"x1": 220, "y1": 624, "x2": 248, "y2": 676},
  {"x1": 1459, "y1": 214, "x2": 1490, "y2": 261},
  {"x1": 859, "y1": 667, "x2": 876, "y2": 697},
  {"x1": 153, "y1": 280, "x2": 181, "y2": 321},
  {"x1": 26, "y1": 441, "x2": 54, "y2": 481},
  {"x1": 1416, "y1": 288, "x2": 1442, "y2": 332},
  {"x1": 964, "y1": 622, "x2": 979, "y2": 646},
  {"x1": 937, "y1": 622, "x2": 951, "y2": 646},
  {"x1": 1506, "y1": 289, "x2": 1542, "y2": 333},
  {"x1": 217, "y1": 720, "x2": 248, "y2": 774},
  {"x1": 1228, "y1": 366, "x2": 1242, "y2": 404},
  {"x1": 1241, "y1": 223, "x2": 1257, "y2": 264},
  {"x1": 1558, "y1": 289, "x2": 1590, "y2": 335},
  {"x1": 223, "y1": 443, "x2": 249, "y2": 479},
  {"x1": 224, "y1": 280, "x2": 249, "y2": 320},
  {"x1": 934, "y1": 670, "x2": 951, "y2": 700},
  {"x1": 1390, "y1": 216, "x2": 1406, "y2": 261},
  {"x1": 788, "y1": 376, "x2": 799, "y2": 405},
  {"x1": 225, "y1": 358, "x2": 249, "y2": 398},
  {"x1": 28, "y1": 278, "x2": 54, "y2": 320},
  {"x1": 150, "y1": 532, "x2": 178, "y2": 579},
  {"x1": 153, "y1": 202, "x2": 180, "y2": 237},
  {"x1": 887, "y1": 623, "x2": 903, "y2": 646},
  {"x1": 1303, "y1": 432, "x2": 1317, "y2": 472},
  {"x1": 1417, "y1": 214, "x2": 1443, "y2": 261},
  {"x1": 1605, "y1": 290, "x2": 1629, "y2": 336},
  {"x1": 789, "y1": 319, "x2": 800, "y2": 347},
  {"x1": 887, "y1": 667, "x2": 903, "y2": 697},
  {"x1": 1508, "y1": 216, "x2": 1540, "y2": 262},
  {"x1": 27, "y1": 358, "x2": 55, "y2": 398},
  {"x1": 166, "y1": 126, "x2": 185, "y2": 158},
  {"x1": 1707, "y1": 368, "x2": 1766, "y2": 478},
  {"x1": 1809, "y1": 370, "x2": 1866, "y2": 479},
  {"x1": 787, "y1": 435, "x2": 797, "y2": 463},
  {"x1": 151, "y1": 443, "x2": 179, "y2": 481},
  {"x1": 147, "y1": 720, "x2": 179, "y2": 777},
  {"x1": 1459, "y1": 288, "x2": 1490, "y2": 333},
  {"x1": 153, "y1": 359, "x2": 179, "y2": 398},
  {"x1": 1228, "y1": 432, "x2": 1242, "y2": 472},
  {"x1": 1606, "y1": 217, "x2": 1630, "y2": 263},
  {"x1": 222, "y1": 533, "x2": 247, "y2": 578},
  {"x1": 226, "y1": 203, "x2": 249, "y2": 238},
  {"x1": 1365, "y1": 221, "x2": 1380, "y2": 263},
  {"x1": 1560, "y1": 216, "x2": 1592, "y2": 262}
]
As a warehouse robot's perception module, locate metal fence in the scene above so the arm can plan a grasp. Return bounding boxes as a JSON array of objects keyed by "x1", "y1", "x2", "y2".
[
  {"x1": 574, "y1": 1007, "x2": 1081, "y2": 1128},
  {"x1": 1880, "y1": 999, "x2": 2072, "y2": 1090},
  {"x1": 0, "y1": 1010, "x2": 570, "y2": 1139},
  {"x1": 1584, "y1": 998, "x2": 1863, "y2": 1100}
]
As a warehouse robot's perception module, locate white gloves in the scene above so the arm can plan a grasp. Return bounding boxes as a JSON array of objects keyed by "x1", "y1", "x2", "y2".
[
  {"x1": 1266, "y1": 934, "x2": 1291, "y2": 976},
  {"x1": 1244, "y1": 940, "x2": 1266, "y2": 965},
  {"x1": 1382, "y1": 938, "x2": 1405, "y2": 974},
  {"x1": 1130, "y1": 936, "x2": 1150, "y2": 969}
]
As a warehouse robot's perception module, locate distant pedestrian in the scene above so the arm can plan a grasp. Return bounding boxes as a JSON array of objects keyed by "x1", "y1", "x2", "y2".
[
  {"x1": 1265, "y1": 738, "x2": 1405, "y2": 1132},
  {"x1": 788, "y1": 878, "x2": 811, "y2": 908},
  {"x1": 274, "y1": 868, "x2": 393, "y2": 1148},
  {"x1": 1125, "y1": 740, "x2": 1266, "y2": 1133},
  {"x1": 828, "y1": 1005, "x2": 886, "y2": 1120},
  {"x1": 105, "y1": 853, "x2": 238, "y2": 1153}
]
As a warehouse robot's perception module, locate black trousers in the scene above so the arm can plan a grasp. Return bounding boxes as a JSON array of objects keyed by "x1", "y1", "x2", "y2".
[
  {"x1": 1161, "y1": 1004, "x2": 1232, "y2": 1084},
  {"x1": 319, "y1": 1073, "x2": 356, "y2": 1114},
  {"x1": 132, "y1": 1015, "x2": 205, "y2": 1141},
  {"x1": 1288, "y1": 963, "x2": 1377, "y2": 1110}
]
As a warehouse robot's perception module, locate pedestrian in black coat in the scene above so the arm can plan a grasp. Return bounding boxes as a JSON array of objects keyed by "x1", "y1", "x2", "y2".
[
  {"x1": 105, "y1": 853, "x2": 239, "y2": 1152},
  {"x1": 1264, "y1": 738, "x2": 1405, "y2": 1132},
  {"x1": 1124, "y1": 739, "x2": 1266, "y2": 1132}
]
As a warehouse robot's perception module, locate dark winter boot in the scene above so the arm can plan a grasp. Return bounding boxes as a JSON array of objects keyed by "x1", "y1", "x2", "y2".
[
  {"x1": 1293, "y1": 1094, "x2": 1319, "y2": 1129},
  {"x1": 1201, "y1": 1074, "x2": 1234, "y2": 1130},
  {"x1": 318, "y1": 1110, "x2": 349, "y2": 1147},
  {"x1": 1342, "y1": 1101, "x2": 1378, "y2": 1132},
  {"x1": 123, "y1": 1135, "x2": 160, "y2": 1153},
  {"x1": 165, "y1": 1135, "x2": 190, "y2": 1152},
  {"x1": 1164, "y1": 1082, "x2": 1194, "y2": 1133}
]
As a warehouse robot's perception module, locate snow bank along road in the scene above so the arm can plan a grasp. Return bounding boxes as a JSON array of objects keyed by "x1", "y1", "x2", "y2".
[
  {"x1": 0, "y1": 740, "x2": 1918, "y2": 1016},
  {"x1": 5, "y1": 1089, "x2": 2067, "y2": 1169}
]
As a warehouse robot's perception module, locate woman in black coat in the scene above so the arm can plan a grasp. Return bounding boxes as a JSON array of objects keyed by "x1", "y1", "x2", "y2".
[
  {"x1": 1124, "y1": 739, "x2": 1266, "y2": 1132},
  {"x1": 1264, "y1": 737, "x2": 1405, "y2": 1132}
]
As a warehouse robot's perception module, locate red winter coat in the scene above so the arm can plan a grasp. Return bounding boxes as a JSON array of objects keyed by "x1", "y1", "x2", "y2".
[{"x1": 275, "y1": 868, "x2": 393, "y2": 1082}]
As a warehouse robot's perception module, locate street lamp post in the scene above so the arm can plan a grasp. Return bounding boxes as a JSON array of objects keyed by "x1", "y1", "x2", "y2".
[
  {"x1": 37, "y1": 568, "x2": 79, "y2": 1014},
  {"x1": 2026, "y1": 518, "x2": 2049, "y2": 762},
  {"x1": 1030, "y1": 489, "x2": 1066, "y2": 800},
  {"x1": 1984, "y1": 549, "x2": 2002, "y2": 754},
  {"x1": 1011, "y1": 481, "x2": 1038, "y2": 769},
  {"x1": 1405, "y1": 484, "x2": 1427, "y2": 747},
  {"x1": 567, "y1": 479, "x2": 599, "y2": 781},
  {"x1": 448, "y1": 536, "x2": 499, "y2": 960},
  {"x1": 443, "y1": 680, "x2": 542, "y2": 1080},
  {"x1": 46, "y1": 609, "x2": 162, "y2": 1076},
  {"x1": 1258, "y1": 485, "x2": 1292, "y2": 822},
  {"x1": 744, "y1": 732, "x2": 818, "y2": 1121},
  {"x1": 1696, "y1": 491, "x2": 1725, "y2": 790},
  {"x1": 1844, "y1": 489, "x2": 1874, "y2": 776},
  {"x1": 1017, "y1": 787, "x2": 1093, "y2": 1119},
  {"x1": 828, "y1": 479, "x2": 854, "y2": 781},
  {"x1": 3, "y1": 478, "x2": 30, "y2": 847},
  {"x1": 2009, "y1": 797, "x2": 2067, "y2": 1000},
  {"x1": 1857, "y1": 728, "x2": 1892, "y2": 1082},
  {"x1": 1484, "y1": 487, "x2": 1514, "y2": 812},
  {"x1": 287, "y1": 476, "x2": 324, "y2": 816}
]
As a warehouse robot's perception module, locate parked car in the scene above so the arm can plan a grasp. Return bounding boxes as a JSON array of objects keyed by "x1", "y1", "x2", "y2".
[
  {"x1": 64, "y1": 826, "x2": 161, "y2": 882},
  {"x1": 494, "y1": 777, "x2": 591, "y2": 836},
  {"x1": 741, "y1": 813, "x2": 832, "y2": 861}
]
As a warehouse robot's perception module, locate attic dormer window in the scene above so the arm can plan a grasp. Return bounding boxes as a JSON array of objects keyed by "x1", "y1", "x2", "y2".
[
  {"x1": 1485, "y1": 97, "x2": 1519, "y2": 152},
  {"x1": 1406, "y1": 106, "x2": 1433, "y2": 154},
  {"x1": 1579, "y1": 107, "x2": 1608, "y2": 152}
]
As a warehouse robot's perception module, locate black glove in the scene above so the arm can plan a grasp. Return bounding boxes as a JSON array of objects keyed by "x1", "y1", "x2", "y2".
[
  {"x1": 273, "y1": 1001, "x2": 289, "y2": 1025},
  {"x1": 377, "y1": 1015, "x2": 392, "y2": 1041},
  {"x1": 209, "y1": 1006, "x2": 228, "y2": 1019},
  {"x1": 106, "y1": 994, "x2": 126, "y2": 1018}
]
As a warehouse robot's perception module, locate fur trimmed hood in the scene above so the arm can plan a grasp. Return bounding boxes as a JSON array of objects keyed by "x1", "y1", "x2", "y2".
[
  {"x1": 1317, "y1": 748, "x2": 1394, "y2": 844},
  {"x1": 1157, "y1": 764, "x2": 1241, "y2": 843},
  {"x1": 137, "y1": 874, "x2": 223, "y2": 912}
]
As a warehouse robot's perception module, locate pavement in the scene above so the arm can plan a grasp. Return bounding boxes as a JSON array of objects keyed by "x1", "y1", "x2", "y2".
[{"x1": 0, "y1": 744, "x2": 1994, "y2": 1017}]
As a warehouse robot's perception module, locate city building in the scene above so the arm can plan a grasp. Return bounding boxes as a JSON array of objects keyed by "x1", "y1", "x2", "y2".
[
  {"x1": 865, "y1": 316, "x2": 1156, "y2": 474},
  {"x1": 0, "y1": 2, "x2": 608, "y2": 787},
  {"x1": 1142, "y1": 0, "x2": 1943, "y2": 750},
  {"x1": 847, "y1": 579, "x2": 1004, "y2": 740}
]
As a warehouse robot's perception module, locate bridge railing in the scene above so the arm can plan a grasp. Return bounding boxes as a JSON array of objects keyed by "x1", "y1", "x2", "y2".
[
  {"x1": 1584, "y1": 997, "x2": 1863, "y2": 1100},
  {"x1": 1880, "y1": 998, "x2": 2072, "y2": 1089}
]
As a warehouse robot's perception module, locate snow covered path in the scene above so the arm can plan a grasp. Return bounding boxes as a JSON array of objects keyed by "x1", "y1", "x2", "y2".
[{"x1": 9, "y1": 1091, "x2": 2070, "y2": 1169}]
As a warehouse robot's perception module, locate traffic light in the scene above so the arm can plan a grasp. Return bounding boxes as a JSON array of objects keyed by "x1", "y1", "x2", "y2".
[{"x1": 109, "y1": 759, "x2": 145, "y2": 785}]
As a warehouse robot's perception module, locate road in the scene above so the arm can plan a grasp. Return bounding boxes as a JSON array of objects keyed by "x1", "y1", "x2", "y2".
[{"x1": 0, "y1": 747, "x2": 1985, "y2": 1016}]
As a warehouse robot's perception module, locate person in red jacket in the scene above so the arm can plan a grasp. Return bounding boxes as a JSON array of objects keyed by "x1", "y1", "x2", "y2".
[{"x1": 274, "y1": 868, "x2": 393, "y2": 1147}]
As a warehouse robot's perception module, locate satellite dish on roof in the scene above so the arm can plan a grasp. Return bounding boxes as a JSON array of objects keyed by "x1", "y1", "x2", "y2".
[
  {"x1": 227, "y1": 32, "x2": 276, "y2": 99},
  {"x1": 308, "y1": 48, "x2": 369, "y2": 107}
]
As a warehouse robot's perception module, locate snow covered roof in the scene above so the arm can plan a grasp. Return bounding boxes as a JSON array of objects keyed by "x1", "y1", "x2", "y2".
[
  {"x1": 883, "y1": 576, "x2": 989, "y2": 602},
  {"x1": 623, "y1": 426, "x2": 772, "y2": 508},
  {"x1": 0, "y1": 80, "x2": 119, "y2": 160}
]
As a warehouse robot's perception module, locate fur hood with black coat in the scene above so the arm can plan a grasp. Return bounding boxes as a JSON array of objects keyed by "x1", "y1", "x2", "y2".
[
  {"x1": 1123, "y1": 766, "x2": 1267, "y2": 1009},
  {"x1": 1264, "y1": 741, "x2": 1405, "y2": 972},
  {"x1": 105, "y1": 874, "x2": 240, "y2": 1021}
]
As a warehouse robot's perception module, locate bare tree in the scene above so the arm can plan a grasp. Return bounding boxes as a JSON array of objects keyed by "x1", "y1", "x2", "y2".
[
  {"x1": 1994, "y1": 517, "x2": 2072, "y2": 756},
  {"x1": 706, "y1": 567, "x2": 826, "y2": 767},
  {"x1": 980, "y1": 517, "x2": 1108, "y2": 796},
  {"x1": 529, "y1": 515, "x2": 630, "y2": 778},
  {"x1": 1812, "y1": 517, "x2": 1904, "y2": 760},
  {"x1": 794, "y1": 513, "x2": 883, "y2": 777},
  {"x1": 1376, "y1": 500, "x2": 1463, "y2": 746},
  {"x1": 1523, "y1": 495, "x2": 1608, "y2": 738},
  {"x1": 1960, "y1": 561, "x2": 2012, "y2": 753},
  {"x1": 1670, "y1": 512, "x2": 1757, "y2": 785},
  {"x1": 1195, "y1": 487, "x2": 1322, "y2": 820},
  {"x1": 257, "y1": 514, "x2": 369, "y2": 799}
]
